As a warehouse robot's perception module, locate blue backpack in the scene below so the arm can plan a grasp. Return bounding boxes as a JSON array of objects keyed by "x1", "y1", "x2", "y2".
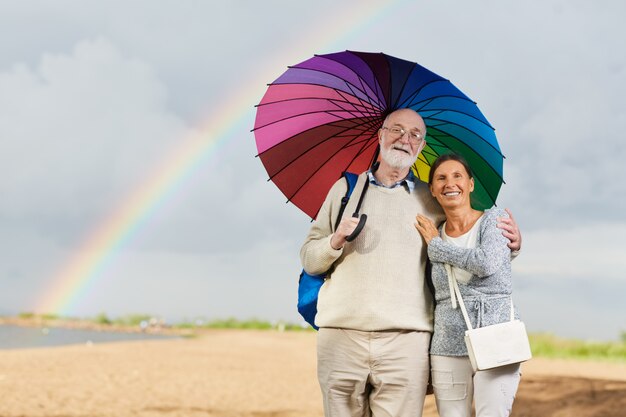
[{"x1": 297, "y1": 172, "x2": 369, "y2": 330}]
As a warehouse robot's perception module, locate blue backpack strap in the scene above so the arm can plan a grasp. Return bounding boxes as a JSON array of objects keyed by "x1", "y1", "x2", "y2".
[
  {"x1": 299, "y1": 171, "x2": 360, "y2": 331},
  {"x1": 343, "y1": 171, "x2": 359, "y2": 193},
  {"x1": 333, "y1": 172, "x2": 359, "y2": 231}
]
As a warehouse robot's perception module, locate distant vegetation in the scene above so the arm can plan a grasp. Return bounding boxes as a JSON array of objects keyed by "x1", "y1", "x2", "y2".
[
  {"x1": 174, "y1": 317, "x2": 311, "y2": 332},
  {"x1": 18, "y1": 312, "x2": 60, "y2": 321},
  {"x1": 529, "y1": 333, "x2": 626, "y2": 362},
  {"x1": 8, "y1": 312, "x2": 312, "y2": 333},
  {"x1": 6, "y1": 313, "x2": 626, "y2": 361}
]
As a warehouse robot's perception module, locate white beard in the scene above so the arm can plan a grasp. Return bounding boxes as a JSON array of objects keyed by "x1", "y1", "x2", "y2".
[{"x1": 380, "y1": 145, "x2": 418, "y2": 170}]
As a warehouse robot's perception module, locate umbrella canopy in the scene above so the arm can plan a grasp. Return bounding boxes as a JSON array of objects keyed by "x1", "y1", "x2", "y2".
[{"x1": 253, "y1": 50, "x2": 503, "y2": 219}]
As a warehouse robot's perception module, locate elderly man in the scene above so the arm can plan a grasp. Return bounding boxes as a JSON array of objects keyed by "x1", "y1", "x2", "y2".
[{"x1": 300, "y1": 108, "x2": 520, "y2": 417}]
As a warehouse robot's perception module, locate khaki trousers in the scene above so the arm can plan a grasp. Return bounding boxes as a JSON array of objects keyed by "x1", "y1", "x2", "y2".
[
  {"x1": 430, "y1": 355, "x2": 521, "y2": 417},
  {"x1": 317, "y1": 328, "x2": 430, "y2": 417}
]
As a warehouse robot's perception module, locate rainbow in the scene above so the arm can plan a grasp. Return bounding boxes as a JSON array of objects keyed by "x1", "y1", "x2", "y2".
[{"x1": 34, "y1": 0, "x2": 410, "y2": 315}]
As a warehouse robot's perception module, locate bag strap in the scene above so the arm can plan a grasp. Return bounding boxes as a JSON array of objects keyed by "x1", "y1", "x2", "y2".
[
  {"x1": 333, "y1": 172, "x2": 359, "y2": 231},
  {"x1": 445, "y1": 264, "x2": 515, "y2": 331},
  {"x1": 446, "y1": 265, "x2": 474, "y2": 330}
]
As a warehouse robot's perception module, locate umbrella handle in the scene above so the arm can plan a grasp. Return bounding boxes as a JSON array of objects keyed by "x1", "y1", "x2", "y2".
[{"x1": 345, "y1": 214, "x2": 367, "y2": 242}]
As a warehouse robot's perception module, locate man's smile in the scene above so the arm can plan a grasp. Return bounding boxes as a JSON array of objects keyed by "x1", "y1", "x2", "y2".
[{"x1": 392, "y1": 145, "x2": 411, "y2": 155}]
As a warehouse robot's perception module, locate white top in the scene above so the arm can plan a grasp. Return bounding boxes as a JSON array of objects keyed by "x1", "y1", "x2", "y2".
[{"x1": 442, "y1": 215, "x2": 484, "y2": 283}]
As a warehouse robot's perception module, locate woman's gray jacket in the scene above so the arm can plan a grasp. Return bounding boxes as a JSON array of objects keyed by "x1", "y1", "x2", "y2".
[{"x1": 427, "y1": 207, "x2": 519, "y2": 356}]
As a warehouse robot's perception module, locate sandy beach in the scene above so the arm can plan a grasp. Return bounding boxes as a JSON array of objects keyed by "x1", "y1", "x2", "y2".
[{"x1": 0, "y1": 329, "x2": 624, "y2": 417}]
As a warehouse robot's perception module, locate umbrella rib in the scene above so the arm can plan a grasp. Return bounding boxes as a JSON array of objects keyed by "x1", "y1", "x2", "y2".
[
  {"x1": 332, "y1": 114, "x2": 384, "y2": 136},
  {"x1": 252, "y1": 108, "x2": 358, "y2": 132},
  {"x1": 253, "y1": 100, "x2": 380, "y2": 136},
  {"x1": 426, "y1": 135, "x2": 505, "y2": 183},
  {"x1": 350, "y1": 52, "x2": 392, "y2": 110},
  {"x1": 325, "y1": 116, "x2": 383, "y2": 142},
  {"x1": 413, "y1": 152, "x2": 436, "y2": 182},
  {"x1": 333, "y1": 88, "x2": 383, "y2": 119},
  {"x1": 341, "y1": 77, "x2": 385, "y2": 110},
  {"x1": 390, "y1": 62, "x2": 421, "y2": 110},
  {"x1": 254, "y1": 94, "x2": 379, "y2": 112},
  {"x1": 396, "y1": 77, "x2": 432, "y2": 109},
  {"x1": 324, "y1": 97, "x2": 383, "y2": 124},
  {"x1": 320, "y1": 128, "x2": 373, "y2": 143},
  {"x1": 264, "y1": 128, "x2": 380, "y2": 203},
  {"x1": 398, "y1": 81, "x2": 497, "y2": 130},
  {"x1": 324, "y1": 106, "x2": 382, "y2": 127},
  {"x1": 418, "y1": 146, "x2": 439, "y2": 161},
  {"x1": 253, "y1": 66, "x2": 386, "y2": 133},
  {"x1": 473, "y1": 173, "x2": 502, "y2": 203},
  {"x1": 426, "y1": 118, "x2": 504, "y2": 158},
  {"x1": 408, "y1": 96, "x2": 496, "y2": 130},
  {"x1": 394, "y1": 95, "x2": 495, "y2": 130},
  {"x1": 411, "y1": 92, "x2": 476, "y2": 108},
  {"x1": 424, "y1": 107, "x2": 495, "y2": 133},
  {"x1": 251, "y1": 98, "x2": 376, "y2": 144},
  {"x1": 271, "y1": 66, "x2": 385, "y2": 108},
  {"x1": 259, "y1": 116, "x2": 382, "y2": 181},
  {"x1": 260, "y1": 80, "x2": 376, "y2": 108},
  {"x1": 259, "y1": 114, "x2": 380, "y2": 162},
  {"x1": 252, "y1": 85, "x2": 385, "y2": 132},
  {"x1": 355, "y1": 116, "x2": 385, "y2": 135},
  {"x1": 354, "y1": 74, "x2": 386, "y2": 111},
  {"x1": 321, "y1": 53, "x2": 387, "y2": 109},
  {"x1": 427, "y1": 134, "x2": 504, "y2": 180},
  {"x1": 289, "y1": 130, "x2": 380, "y2": 219},
  {"x1": 396, "y1": 78, "x2": 453, "y2": 110},
  {"x1": 424, "y1": 139, "x2": 504, "y2": 182}
]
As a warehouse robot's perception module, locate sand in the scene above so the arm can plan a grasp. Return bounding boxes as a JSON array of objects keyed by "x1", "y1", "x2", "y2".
[{"x1": 0, "y1": 330, "x2": 624, "y2": 417}]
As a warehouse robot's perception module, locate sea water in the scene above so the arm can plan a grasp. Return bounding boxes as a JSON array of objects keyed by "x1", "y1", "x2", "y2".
[{"x1": 0, "y1": 324, "x2": 177, "y2": 349}]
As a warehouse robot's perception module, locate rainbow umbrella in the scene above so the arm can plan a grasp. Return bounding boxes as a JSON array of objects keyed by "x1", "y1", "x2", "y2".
[{"x1": 253, "y1": 50, "x2": 503, "y2": 219}]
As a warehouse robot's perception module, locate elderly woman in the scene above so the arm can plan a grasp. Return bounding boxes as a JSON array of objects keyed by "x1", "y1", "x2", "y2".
[{"x1": 414, "y1": 153, "x2": 522, "y2": 417}]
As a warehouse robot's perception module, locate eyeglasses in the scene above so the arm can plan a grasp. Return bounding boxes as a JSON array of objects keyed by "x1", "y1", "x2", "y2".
[{"x1": 381, "y1": 126, "x2": 425, "y2": 143}]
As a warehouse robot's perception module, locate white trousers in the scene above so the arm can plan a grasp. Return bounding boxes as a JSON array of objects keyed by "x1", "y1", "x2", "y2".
[
  {"x1": 430, "y1": 355, "x2": 521, "y2": 417},
  {"x1": 317, "y1": 328, "x2": 431, "y2": 417}
]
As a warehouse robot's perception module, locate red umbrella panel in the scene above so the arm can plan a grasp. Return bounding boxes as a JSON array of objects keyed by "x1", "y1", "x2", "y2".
[{"x1": 253, "y1": 51, "x2": 504, "y2": 219}]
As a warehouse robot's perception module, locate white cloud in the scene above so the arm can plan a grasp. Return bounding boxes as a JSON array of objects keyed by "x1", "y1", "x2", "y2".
[
  {"x1": 513, "y1": 223, "x2": 626, "y2": 280},
  {"x1": 0, "y1": 37, "x2": 191, "y2": 234}
]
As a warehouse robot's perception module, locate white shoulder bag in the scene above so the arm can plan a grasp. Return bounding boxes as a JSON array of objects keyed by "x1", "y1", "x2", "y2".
[{"x1": 445, "y1": 264, "x2": 532, "y2": 372}]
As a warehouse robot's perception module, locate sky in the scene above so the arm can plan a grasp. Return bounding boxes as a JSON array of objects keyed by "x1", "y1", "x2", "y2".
[{"x1": 0, "y1": 0, "x2": 624, "y2": 341}]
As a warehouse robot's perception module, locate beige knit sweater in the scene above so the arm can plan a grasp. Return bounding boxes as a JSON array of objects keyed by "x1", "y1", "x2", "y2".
[{"x1": 300, "y1": 173, "x2": 444, "y2": 331}]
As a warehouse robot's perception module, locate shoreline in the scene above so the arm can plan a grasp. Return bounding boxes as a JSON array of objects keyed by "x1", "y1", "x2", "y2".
[{"x1": 0, "y1": 316, "x2": 192, "y2": 336}]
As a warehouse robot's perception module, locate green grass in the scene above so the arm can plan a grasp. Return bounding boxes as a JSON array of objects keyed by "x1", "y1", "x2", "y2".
[
  {"x1": 16, "y1": 312, "x2": 60, "y2": 320},
  {"x1": 10, "y1": 312, "x2": 313, "y2": 332},
  {"x1": 173, "y1": 317, "x2": 313, "y2": 332},
  {"x1": 94, "y1": 312, "x2": 112, "y2": 325},
  {"x1": 529, "y1": 333, "x2": 626, "y2": 362}
]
